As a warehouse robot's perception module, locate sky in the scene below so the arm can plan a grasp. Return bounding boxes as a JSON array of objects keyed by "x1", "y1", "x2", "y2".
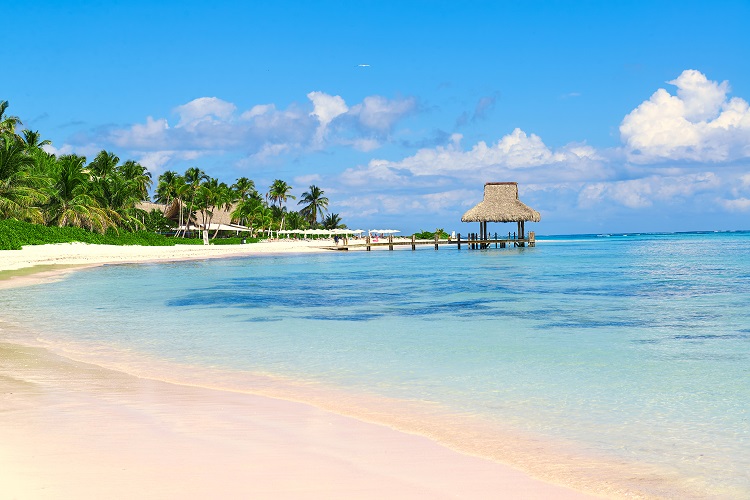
[{"x1": 3, "y1": 0, "x2": 750, "y2": 235}]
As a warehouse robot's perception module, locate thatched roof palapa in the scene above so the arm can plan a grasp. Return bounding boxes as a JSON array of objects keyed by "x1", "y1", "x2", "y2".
[
  {"x1": 136, "y1": 200, "x2": 240, "y2": 226},
  {"x1": 461, "y1": 182, "x2": 541, "y2": 223}
]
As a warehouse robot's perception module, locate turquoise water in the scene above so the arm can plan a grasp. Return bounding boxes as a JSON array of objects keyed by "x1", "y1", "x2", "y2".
[{"x1": 3, "y1": 232, "x2": 750, "y2": 497}]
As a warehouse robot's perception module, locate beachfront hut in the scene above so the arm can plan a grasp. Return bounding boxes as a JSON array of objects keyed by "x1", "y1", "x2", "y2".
[{"x1": 461, "y1": 182, "x2": 541, "y2": 243}]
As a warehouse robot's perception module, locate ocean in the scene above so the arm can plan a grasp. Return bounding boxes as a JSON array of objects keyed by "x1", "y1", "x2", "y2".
[{"x1": 3, "y1": 231, "x2": 749, "y2": 498}]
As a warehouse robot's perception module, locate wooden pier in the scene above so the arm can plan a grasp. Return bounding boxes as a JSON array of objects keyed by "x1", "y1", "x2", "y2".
[{"x1": 327, "y1": 232, "x2": 535, "y2": 251}]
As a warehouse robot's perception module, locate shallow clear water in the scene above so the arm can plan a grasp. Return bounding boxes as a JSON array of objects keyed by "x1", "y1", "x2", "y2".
[{"x1": 3, "y1": 232, "x2": 750, "y2": 496}]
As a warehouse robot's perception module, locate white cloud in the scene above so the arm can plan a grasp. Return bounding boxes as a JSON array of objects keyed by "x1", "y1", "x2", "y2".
[
  {"x1": 42, "y1": 142, "x2": 102, "y2": 159},
  {"x1": 338, "y1": 189, "x2": 474, "y2": 218},
  {"x1": 349, "y1": 95, "x2": 416, "y2": 131},
  {"x1": 340, "y1": 128, "x2": 605, "y2": 188},
  {"x1": 719, "y1": 198, "x2": 750, "y2": 212},
  {"x1": 94, "y1": 91, "x2": 415, "y2": 162},
  {"x1": 578, "y1": 172, "x2": 720, "y2": 209},
  {"x1": 294, "y1": 173, "x2": 322, "y2": 185},
  {"x1": 240, "y1": 104, "x2": 276, "y2": 120},
  {"x1": 109, "y1": 116, "x2": 170, "y2": 149},
  {"x1": 135, "y1": 150, "x2": 207, "y2": 172},
  {"x1": 308, "y1": 91, "x2": 348, "y2": 147},
  {"x1": 620, "y1": 70, "x2": 750, "y2": 163},
  {"x1": 307, "y1": 91, "x2": 349, "y2": 127},
  {"x1": 174, "y1": 97, "x2": 236, "y2": 127}
]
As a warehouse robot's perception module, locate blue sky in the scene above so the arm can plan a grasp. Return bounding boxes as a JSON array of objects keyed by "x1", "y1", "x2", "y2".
[{"x1": 4, "y1": 0, "x2": 750, "y2": 234}]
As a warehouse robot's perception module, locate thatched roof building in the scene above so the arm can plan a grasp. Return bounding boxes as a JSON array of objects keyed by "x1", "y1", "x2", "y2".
[
  {"x1": 461, "y1": 182, "x2": 540, "y2": 223},
  {"x1": 461, "y1": 182, "x2": 540, "y2": 245},
  {"x1": 136, "y1": 200, "x2": 241, "y2": 229}
]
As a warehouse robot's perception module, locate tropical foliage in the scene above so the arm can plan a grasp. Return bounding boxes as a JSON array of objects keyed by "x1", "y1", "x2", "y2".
[{"x1": 0, "y1": 100, "x2": 347, "y2": 245}]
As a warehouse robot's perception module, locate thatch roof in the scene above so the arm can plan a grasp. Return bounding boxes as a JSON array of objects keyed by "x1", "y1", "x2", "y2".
[
  {"x1": 461, "y1": 182, "x2": 541, "y2": 223},
  {"x1": 136, "y1": 200, "x2": 239, "y2": 226}
]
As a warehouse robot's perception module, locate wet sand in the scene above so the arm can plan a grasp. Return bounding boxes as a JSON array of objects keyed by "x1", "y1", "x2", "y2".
[
  {"x1": 0, "y1": 341, "x2": 591, "y2": 499},
  {"x1": 0, "y1": 242, "x2": 596, "y2": 498}
]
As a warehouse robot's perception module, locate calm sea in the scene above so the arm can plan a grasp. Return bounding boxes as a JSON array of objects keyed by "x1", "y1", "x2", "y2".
[{"x1": 3, "y1": 231, "x2": 749, "y2": 498}]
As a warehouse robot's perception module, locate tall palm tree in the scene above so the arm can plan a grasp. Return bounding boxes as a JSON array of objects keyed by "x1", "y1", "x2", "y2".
[
  {"x1": 0, "y1": 138, "x2": 47, "y2": 222},
  {"x1": 20, "y1": 130, "x2": 52, "y2": 150},
  {"x1": 298, "y1": 184, "x2": 329, "y2": 227},
  {"x1": 88, "y1": 150, "x2": 120, "y2": 180},
  {"x1": 0, "y1": 101, "x2": 22, "y2": 138},
  {"x1": 268, "y1": 179, "x2": 295, "y2": 231},
  {"x1": 155, "y1": 170, "x2": 181, "y2": 225},
  {"x1": 232, "y1": 177, "x2": 257, "y2": 202},
  {"x1": 177, "y1": 167, "x2": 208, "y2": 237},
  {"x1": 210, "y1": 182, "x2": 236, "y2": 238},
  {"x1": 46, "y1": 154, "x2": 117, "y2": 233},
  {"x1": 118, "y1": 160, "x2": 152, "y2": 201}
]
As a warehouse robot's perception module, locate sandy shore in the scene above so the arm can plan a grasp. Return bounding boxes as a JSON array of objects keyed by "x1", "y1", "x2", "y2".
[
  {"x1": 0, "y1": 240, "x2": 331, "y2": 270},
  {"x1": 0, "y1": 342, "x2": 593, "y2": 499},
  {"x1": 0, "y1": 242, "x2": 593, "y2": 498}
]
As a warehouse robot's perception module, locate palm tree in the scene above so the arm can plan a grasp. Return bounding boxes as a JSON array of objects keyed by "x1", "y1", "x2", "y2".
[
  {"x1": 232, "y1": 177, "x2": 257, "y2": 202},
  {"x1": 211, "y1": 182, "x2": 236, "y2": 238},
  {"x1": 284, "y1": 210, "x2": 307, "y2": 231},
  {"x1": 20, "y1": 130, "x2": 51, "y2": 150},
  {"x1": 88, "y1": 150, "x2": 120, "y2": 180},
  {"x1": 118, "y1": 160, "x2": 152, "y2": 201},
  {"x1": 298, "y1": 184, "x2": 329, "y2": 227},
  {"x1": 0, "y1": 101, "x2": 22, "y2": 138},
  {"x1": 0, "y1": 137, "x2": 48, "y2": 223},
  {"x1": 253, "y1": 204, "x2": 273, "y2": 238},
  {"x1": 268, "y1": 179, "x2": 295, "y2": 231},
  {"x1": 177, "y1": 167, "x2": 208, "y2": 237},
  {"x1": 95, "y1": 171, "x2": 144, "y2": 231},
  {"x1": 322, "y1": 213, "x2": 345, "y2": 230},
  {"x1": 46, "y1": 154, "x2": 117, "y2": 233},
  {"x1": 155, "y1": 170, "x2": 181, "y2": 217},
  {"x1": 231, "y1": 197, "x2": 262, "y2": 232}
]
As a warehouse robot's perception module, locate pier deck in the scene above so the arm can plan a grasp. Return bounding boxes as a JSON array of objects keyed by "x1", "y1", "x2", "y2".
[{"x1": 325, "y1": 232, "x2": 536, "y2": 251}]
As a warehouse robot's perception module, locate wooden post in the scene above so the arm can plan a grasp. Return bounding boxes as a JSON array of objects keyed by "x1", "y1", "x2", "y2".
[
  {"x1": 495, "y1": 232, "x2": 498, "y2": 249},
  {"x1": 529, "y1": 231, "x2": 535, "y2": 247},
  {"x1": 389, "y1": 234, "x2": 393, "y2": 251},
  {"x1": 366, "y1": 235, "x2": 371, "y2": 251},
  {"x1": 411, "y1": 234, "x2": 416, "y2": 250},
  {"x1": 434, "y1": 232, "x2": 439, "y2": 250},
  {"x1": 457, "y1": 233, "x2": 461, "y2": 250}
]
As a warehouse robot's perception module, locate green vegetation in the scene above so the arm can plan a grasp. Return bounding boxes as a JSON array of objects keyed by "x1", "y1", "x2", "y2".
[
  {"x1": 1, "y1": 99, "x2": 346, "y2": 249},
  {"x1": 0, "y1": 219, "x2": 189, "y2": 250},
  {"x1": 413, "y1": 229, "x2": 450, "y2": 239}
]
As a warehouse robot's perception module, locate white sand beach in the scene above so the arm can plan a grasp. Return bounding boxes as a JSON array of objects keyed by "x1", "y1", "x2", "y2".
[{"x1": 0, "y1": 243, "x2": 594, "y2": 499}]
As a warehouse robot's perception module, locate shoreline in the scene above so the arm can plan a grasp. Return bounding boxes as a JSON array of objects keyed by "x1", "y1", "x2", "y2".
[
  {"x1": 0, "y1": 339, "x2": 593, "y2": 499},
  {"x1": 1, "y1": 242, "x2": 596, "y2": 498},
  {"x1": 0, "y1": 240, "x2": 333, "y2": 288}
]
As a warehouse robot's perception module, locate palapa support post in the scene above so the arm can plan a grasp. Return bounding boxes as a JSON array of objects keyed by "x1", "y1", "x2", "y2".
[{"x1": 457, "y1": 233, "x2": 461, "y2": 250}]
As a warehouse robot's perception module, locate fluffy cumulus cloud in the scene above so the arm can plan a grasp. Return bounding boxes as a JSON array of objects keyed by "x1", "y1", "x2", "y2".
[
  {"x1": 95, "y1": 92, "x2": 416, "y2": 169},
  {"x1": 620, "y1": 70, "x2": 750, "y2": 163},
  {"x1": 337, "y1": 189, "x2": 476, "y2": 219},
  {"x1": 577, "y1": 172, "x2": 721, "y2": 209},
  {"x1": 174, "y1": 97, "x2": 236, "y2": 127},
  {"x1": 340, "y1": 128, "x2": 605, "y2": 189}
]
